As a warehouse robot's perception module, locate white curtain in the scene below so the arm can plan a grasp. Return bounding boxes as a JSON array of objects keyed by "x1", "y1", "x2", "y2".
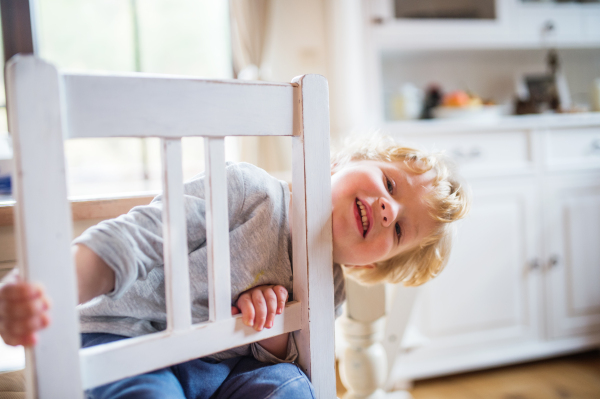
[
  {"x1": 229, "y1": 0, "x2": 290, "y2": 176},
  {"x1": 230, "y1": 0, "x2": 269, "y2": 80}
]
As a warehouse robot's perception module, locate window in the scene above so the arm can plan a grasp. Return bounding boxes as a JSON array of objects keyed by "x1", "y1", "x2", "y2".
[{"x1": 33, "y1": 0, "x2": 233, "y2": 196}]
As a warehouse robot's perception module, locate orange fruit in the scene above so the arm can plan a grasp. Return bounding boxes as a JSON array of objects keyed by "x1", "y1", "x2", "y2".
[{"x1": 442, "y1": 91, "x2": 471, "y2": 107}]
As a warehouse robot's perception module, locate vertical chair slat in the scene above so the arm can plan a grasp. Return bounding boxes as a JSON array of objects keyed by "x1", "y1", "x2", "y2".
[
  {"x1": 161, "y1": 138, "x2": 192, "y2": 331},
  {"x1": 7, "y1": 56, "x2": 84, "y2": 399},
  {"x1": 291, "y1": 74, "x2": 335, "y2": 399},
  {"x1": 204, "y1": 137, "x2": 232, "y2": 322}
]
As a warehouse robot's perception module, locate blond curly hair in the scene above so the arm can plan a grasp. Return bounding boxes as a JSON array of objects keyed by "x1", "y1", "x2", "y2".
[{"x1": 331, "y1": 133, "x2": 471, "y2": 286}]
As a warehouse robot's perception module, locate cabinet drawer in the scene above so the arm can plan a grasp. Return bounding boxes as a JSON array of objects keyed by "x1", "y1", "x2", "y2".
[
  {"x1": 517, "y1": 8, "x2": 583, "y2": 42},
  {"x1": 545, "y1": 128, "x2": 600, "y2": 170},
  {"x1": 403, "y1": 131, "x2": 533, "y2": 176},
  {"x1": 584, "y1": 10, "x2": 600, "y2": 39}
]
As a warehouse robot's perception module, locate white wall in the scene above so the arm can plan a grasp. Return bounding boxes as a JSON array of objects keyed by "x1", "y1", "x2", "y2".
[
  {"x1": 252, "y1": 0, "x2": 331, "y2": 176},
  {"x1": 256, "y1": 0, "x2": 371, "y2": 171}
]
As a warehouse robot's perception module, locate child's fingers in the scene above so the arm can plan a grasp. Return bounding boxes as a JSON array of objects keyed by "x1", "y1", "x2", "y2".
[
  {"x1": 261, "y1": 287, "x2": 278, "y2": 329},
  {"x1": 18, "y1": 333, "x2": 38, "y2": 347},
  {"x1": 1, "y1": 330, "x2": 37, "y2": 347},
  {"x1": 0, "y1": 296, "x2": 48, "y2": 320},
  {"x1": 251, "y1": 289, "x2": 269, "y2": 331},
  {"x1": 230, "y1": 306, "x2": 240, "y2": 316},
  {"x1": 0, "y1": 312, "x2": 47, "y2": 347},
  {"x1": 0, "y1": 282, "x2": 50, "y2": 348},
  {"x1": 9, "y1": 312, "x2": 48, "y2": 336},
  {"x1": 236, "y1": 285, "x2": 287, "y2": 331},
  {"x1": 236, "y1": 293, "x2": 255, "y2": 327},
  {"x1": 0, "y1": 283, "x2": 42, "y2": 302},
  {"x1": 272, "y1": 285, "x2": 288, "y2": 314}
]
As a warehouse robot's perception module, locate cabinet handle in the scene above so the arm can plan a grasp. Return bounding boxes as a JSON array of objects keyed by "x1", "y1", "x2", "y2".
[
  {"x1": 453, "y1": 147, "x2": 482, "y2": 160},
  {"x1": 543, "y1": 20, "x2": 555, "y2": 33},
  {"x1": 528, "y1": 258, "x2": 541, "y2": 272},
  {"x1": 548, "y1": 255, "x2": 560, "y2": 269},
  {"x1": 469, "y1": 147, "x2": 482, "y2": 158}
]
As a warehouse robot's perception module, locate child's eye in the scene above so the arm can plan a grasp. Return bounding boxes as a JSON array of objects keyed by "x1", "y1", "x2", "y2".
[
  {"x1": 386, "y1": 177, "x2": 394, "y2": 194},
  {"x1": 395, "y1": 223, "x2": 402, "y2": 241}
]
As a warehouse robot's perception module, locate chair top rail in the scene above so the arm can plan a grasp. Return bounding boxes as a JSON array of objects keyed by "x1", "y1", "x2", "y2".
[
  {"x1": 80, "y1": 301, "x2": 302, "y2": 390},
  {"x1": 61, "y1": 72, "x2": 296, "y2": 139}
]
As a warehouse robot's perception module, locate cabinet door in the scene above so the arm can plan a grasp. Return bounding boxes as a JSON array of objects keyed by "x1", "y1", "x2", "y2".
[
  {"x1": 544, "y1": 173, "x2": 600, "y2": 339},
  {"x1": 406, "y1": 177, "x2": 541, "y2": 352},
  {"x1": 515, "y1": 3, "x2": 583, "y2": 45},
  {"x1": 368, "y1": 0, "x2": 512, "y2": 49}
]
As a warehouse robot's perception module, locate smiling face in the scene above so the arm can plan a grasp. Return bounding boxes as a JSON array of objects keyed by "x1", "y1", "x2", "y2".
[{"x1": 331, "y1": 159, "x2": 438, "y2": 267}]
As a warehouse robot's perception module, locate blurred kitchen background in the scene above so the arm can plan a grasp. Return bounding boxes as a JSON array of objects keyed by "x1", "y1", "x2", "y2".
[{"x1": 1, "y1": 0, "x2": 600, "y2": 398}]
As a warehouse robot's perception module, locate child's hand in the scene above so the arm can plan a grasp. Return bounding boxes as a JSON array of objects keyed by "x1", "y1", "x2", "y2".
[
  {"x1": 0, "y1": 274, "x2": 51, "y2": 347},
  {"x1": 233, "y1": 285, "x2": 288, "y2": 331}
]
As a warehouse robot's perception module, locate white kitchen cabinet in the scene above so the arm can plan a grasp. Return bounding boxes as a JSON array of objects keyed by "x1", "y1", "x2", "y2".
[
  {"x1": 367, "y1": 0, "x2": 600, "y2": 50},
  {"x1": 410, "y1": 177, "x2": 540, "y2": 347},
  {"x1": 584, "y1": 9, "x2": 600, "y2": 40},
  {"x1": 398, "y1": 129, "x2": 535, "y2": 178},
  {"x1": 515, "y1": 2, "x2": 583, "y2": 45},
  {"x1": 544, "y1": 127, "x2": 600, "y2": 172},
  {"x1": 376, "y1": 121, "x2": 600, "y2": 384},
  {"x1": 544, "y1": 172, "x2": 600, "y2": 340},
  {"x1": 332, "y1": 2, "x2": 600, "y2": 391},
  {"x1": 368, "y1": 0, "x2": 511, "y2": 50}
]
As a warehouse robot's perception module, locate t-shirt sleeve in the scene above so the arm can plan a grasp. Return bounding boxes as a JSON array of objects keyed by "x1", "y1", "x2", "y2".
[{"x1": 73, "y1": 163, "x2": 245, "y2": 299}]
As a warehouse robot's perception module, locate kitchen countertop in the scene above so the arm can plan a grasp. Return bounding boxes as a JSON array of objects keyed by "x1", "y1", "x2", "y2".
[{"x1": 383, "y1": 112, "x2": 600, "y2": 135}]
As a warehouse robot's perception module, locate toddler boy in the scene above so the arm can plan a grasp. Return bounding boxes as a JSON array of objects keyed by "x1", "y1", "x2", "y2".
[{"x1": 0, "y1": 134, "x2": 469, "y2": 398}]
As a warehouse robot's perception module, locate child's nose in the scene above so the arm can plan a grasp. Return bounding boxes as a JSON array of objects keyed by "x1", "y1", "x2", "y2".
[{"x1": 379, "y1": 197, "x2": 396, "y2": 228}]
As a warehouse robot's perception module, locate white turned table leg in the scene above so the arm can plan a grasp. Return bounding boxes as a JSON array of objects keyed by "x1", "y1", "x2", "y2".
[
  {"x1": 339, "y1": 316, "x2": 386, "y2": 399},
  {"x1": 338, "y1": 280, "x2": 413, "y2": 399}
]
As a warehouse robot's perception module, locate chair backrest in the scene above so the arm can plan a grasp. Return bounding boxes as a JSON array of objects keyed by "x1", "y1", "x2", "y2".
[{"x1": 6, "y1": 55, "x2": 335, "y2": 399}]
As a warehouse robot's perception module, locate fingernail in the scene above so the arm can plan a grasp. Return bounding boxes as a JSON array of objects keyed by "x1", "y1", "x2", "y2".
[
  {"x1": 267, "y1": 322, "x2": 273, "y2": 328},
  {"x1": 249, "y1": 319, "x2": 254, "y2": 327}
]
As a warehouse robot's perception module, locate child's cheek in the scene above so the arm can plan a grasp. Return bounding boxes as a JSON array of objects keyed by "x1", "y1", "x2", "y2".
[{"x1": 370, "y1": 235, "x2": 393, "y2": 262}]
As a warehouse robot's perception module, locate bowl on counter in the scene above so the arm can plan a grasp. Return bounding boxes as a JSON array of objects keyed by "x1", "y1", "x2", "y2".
[{"x1": 432, "y1": 104, "x2": 506, "y2": 121}]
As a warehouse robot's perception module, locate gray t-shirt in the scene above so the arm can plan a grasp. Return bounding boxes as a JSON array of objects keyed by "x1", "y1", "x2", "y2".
[{"x1": 74, "y1": 162, "x2": 345, "y2": 364}]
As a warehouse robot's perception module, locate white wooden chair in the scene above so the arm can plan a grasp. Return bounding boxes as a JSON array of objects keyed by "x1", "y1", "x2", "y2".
[{"x1": 6, "y1": 54, "x2": 336, "y2": 398}]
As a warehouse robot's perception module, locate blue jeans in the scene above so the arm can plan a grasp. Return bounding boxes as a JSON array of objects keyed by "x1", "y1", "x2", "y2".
[{"x1": 82, "y1": 333, "x2": 315, "y2": 399}]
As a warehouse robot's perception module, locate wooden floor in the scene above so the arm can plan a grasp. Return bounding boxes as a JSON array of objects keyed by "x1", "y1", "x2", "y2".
[{"x1": 337, "y1": 351, "x2": 600, "y2": 399}]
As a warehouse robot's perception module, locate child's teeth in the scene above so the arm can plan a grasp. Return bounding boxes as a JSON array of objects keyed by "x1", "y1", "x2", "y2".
[{"x1": 356, "y1": 199, "x2": 368, "y2": 232}]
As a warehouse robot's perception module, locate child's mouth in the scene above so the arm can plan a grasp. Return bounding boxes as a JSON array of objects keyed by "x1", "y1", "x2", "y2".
[{"x1": 355, "y1": 198, "x2": 370, "y2": 237}]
